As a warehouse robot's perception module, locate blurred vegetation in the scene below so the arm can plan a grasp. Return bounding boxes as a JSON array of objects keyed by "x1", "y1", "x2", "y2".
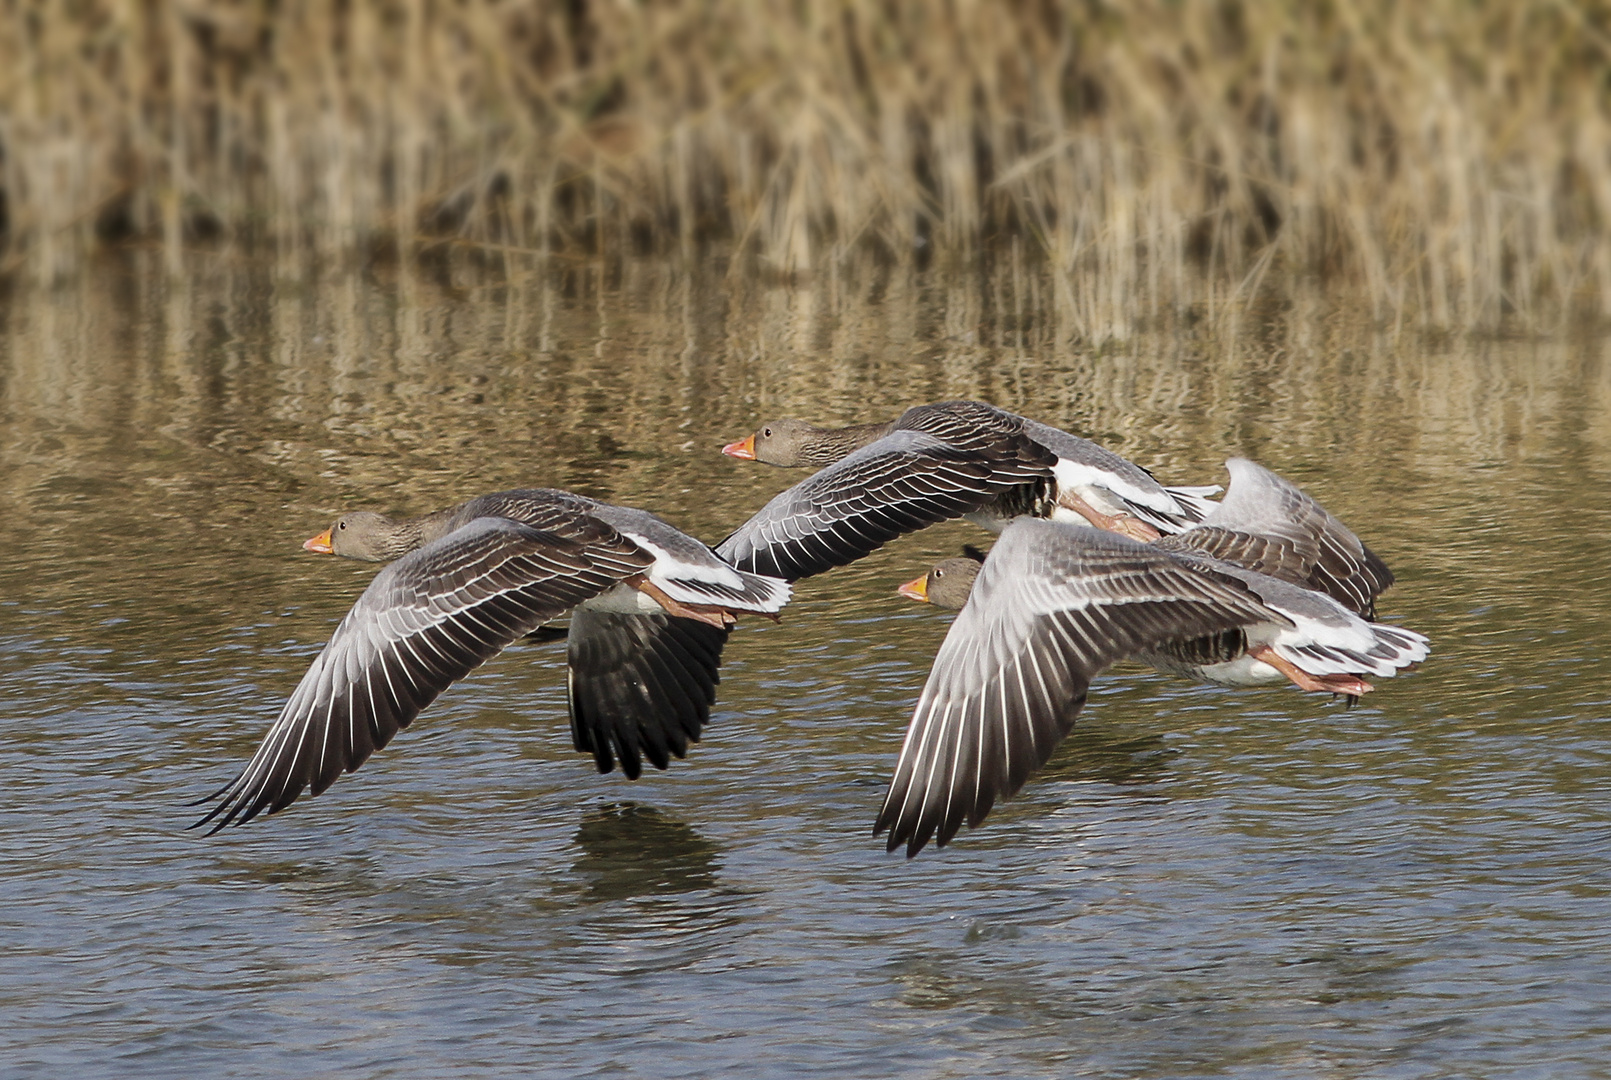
[{"x1": 1, "y1": 0, "x2": 1608, "y2": 335}]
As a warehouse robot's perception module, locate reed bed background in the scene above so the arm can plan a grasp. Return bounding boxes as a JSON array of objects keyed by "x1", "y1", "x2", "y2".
[{"x1": 2, "y1": 0, "x2": 1607, "y2": 335}]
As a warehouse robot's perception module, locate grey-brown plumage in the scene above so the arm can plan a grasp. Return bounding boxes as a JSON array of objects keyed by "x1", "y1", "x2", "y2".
[
  {"x1": 877, "y1": 520, "x2": 1284, "y2": 857},
  {"x1": 196, "y1": 489, "x2": 789, "y2": 831},
  {"x1": 717, "y1": 404, "x2": 1059, "y2": 581},
  {"x1": 908, "y1": 550, "x2": 1255, "y2": 675},
  {"x1": 879, "y1": 516, "x2": 1428, "y2": 857}
]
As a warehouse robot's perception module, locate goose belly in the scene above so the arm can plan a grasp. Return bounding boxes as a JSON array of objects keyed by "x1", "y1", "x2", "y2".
[
  {"x1": 579, "y1": 583, "x2": 663, "y2": 616},
  {"x1": 1140, "y1": 649, "x2": 1286, "y2": 688}
]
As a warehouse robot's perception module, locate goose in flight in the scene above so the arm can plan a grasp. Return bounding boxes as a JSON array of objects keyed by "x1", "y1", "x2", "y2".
[
  {"x1": 196, "y1": 489, "x2": 789, "y2": 831},
  {"x1": 903, "y1": 458, "x2": 1409, "y2": 692},
  {"x1": 717, "y1": 400, "x2": 1218, "y2": 582},
  {"x1": 881, "y1": 514, "x2": 1427, "y2": 856}
]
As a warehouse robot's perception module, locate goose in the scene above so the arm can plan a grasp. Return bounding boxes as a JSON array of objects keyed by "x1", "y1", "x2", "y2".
[
  {"x1": 902, "y1": 458, "x2": 1405, "y2": 690},
  {"x1": 880, "y1": 517, "x2": 1428, "y2": 856},
  {"x1": 195, "y1": 489, "x2": 790, "y2": 831},
  {"x1": 716, "y1": 400, "x2": 1219, "y2": 583}
]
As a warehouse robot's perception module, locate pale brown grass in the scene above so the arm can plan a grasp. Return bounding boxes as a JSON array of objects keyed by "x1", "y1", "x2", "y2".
[{"x1": 1, "y1": 0, "x2": 1606, "y2": 334}]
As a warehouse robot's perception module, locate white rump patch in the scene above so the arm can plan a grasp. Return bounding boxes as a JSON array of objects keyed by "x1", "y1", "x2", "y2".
[
  {"x1": 622, "y1": 531, "x2": 746, "y2": 588},
  {"x1": 1053, "y1": 458, "x2": 1178, "y2": 516}
]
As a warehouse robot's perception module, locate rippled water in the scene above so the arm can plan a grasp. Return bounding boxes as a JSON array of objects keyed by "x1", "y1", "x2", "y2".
[{"x1": 3, "y1": 252, "x2": 1610, "y2": 1078}]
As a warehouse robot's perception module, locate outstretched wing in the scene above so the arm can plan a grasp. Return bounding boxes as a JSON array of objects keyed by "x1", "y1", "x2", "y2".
[
  {"x1": 716, "y1": 429, "x2": 1056, "y2": 581},
  {"x1": 1155, "y1": 458, "x2": 1393, "y2": 617},
  {"x1": 196, "y1": 518, "x2": 651, "y2": 830},
  {"x1": 565, "y1": 610, "x2": 731, "y2": 779},
  {"x1": 875, "y1": 520, "x2": 1282, "y2": 857}
]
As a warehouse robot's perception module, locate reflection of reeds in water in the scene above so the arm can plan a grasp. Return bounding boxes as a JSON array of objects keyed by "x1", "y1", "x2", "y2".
[
  {"x1": 4, "y1": 252, "x2": 1608, "y2": 537},
  {"x1": 1, "y1": 1, "x2": 1606, "y2": 332},
  {"x1": 1, "y1": 255, "x2": 1606, "y2": 713}
]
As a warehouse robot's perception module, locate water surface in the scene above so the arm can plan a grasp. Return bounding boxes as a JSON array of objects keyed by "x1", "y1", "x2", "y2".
[{"x1": 2, "y1": 252, "x2": 1610, "y2": 1078}]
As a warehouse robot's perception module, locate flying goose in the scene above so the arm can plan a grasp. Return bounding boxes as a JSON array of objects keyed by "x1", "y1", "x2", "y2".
[
  {"x1": 880, "y1": 517, "x2": 1427, "y2": 856},
  {"x1": 904, "y1": 457, "x2": 1405, "y2": 690},
  {"x1": 195, "y1": 489, "x2": 790, "y2": 831},
  {"x1": 716, "y1": 400, "x2": 1218, "y2": 583}
]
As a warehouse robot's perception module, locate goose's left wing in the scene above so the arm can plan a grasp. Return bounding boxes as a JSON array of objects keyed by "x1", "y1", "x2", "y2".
[{"x1": 716, "y1": 429, "x2": 1055, "y2": 582}]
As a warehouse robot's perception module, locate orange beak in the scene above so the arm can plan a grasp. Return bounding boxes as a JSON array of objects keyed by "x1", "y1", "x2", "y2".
[
  {"x1": 721, "y1": 434, "x2": 757, "y2": 460},
  {"x1": 303, "y1": 528, "x2": 334, "y2": 554},
  {"x1": 897, "y1": 574, "x2": 930, "y2": 603}
]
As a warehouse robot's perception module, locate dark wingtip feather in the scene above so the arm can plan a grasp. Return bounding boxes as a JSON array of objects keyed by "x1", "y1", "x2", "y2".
[
  {"x1": 185, "y1": 777, "x2": 238, "y2": 809},
  {"x1": 188, "y1": 802, "x2": 226, "y2": 833}
]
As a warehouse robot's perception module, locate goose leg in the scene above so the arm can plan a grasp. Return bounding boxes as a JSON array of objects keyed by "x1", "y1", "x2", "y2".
[
  {"x1": 1248, "y1": 645, "x2": 1374, "y2": 696},
  {"x1": 1109, "y1": 516, "x2": 1163, "y2": 543},
  {"x1": 628, "y1": 576, "x2": 738, "y2": 629},
  {"x1": 1057, "y1": 491, "x2": 1162, "y2": 542}
]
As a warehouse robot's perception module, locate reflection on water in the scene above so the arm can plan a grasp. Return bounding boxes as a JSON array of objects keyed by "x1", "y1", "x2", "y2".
[
  {"x1": 571, "y1": 803, "x2": 721, "y2": 903},
  {"x1": 1023, "y1": 712, "x2": 1179, "y2": 789},
  {"x1": 3, "y1": 249, "x2": 1611, "y2": 1077}
]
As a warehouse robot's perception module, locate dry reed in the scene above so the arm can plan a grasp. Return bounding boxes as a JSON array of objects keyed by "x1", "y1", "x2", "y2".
[{"x1": 1, "y1": 0, "x2": 1606, "y2": 334}]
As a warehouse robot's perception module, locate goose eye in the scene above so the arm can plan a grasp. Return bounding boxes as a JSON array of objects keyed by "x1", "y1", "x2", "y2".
[
  {"x1": 338, "y1": 522, "x2": 346, "y2": 530},
  {"x1": 763, "y1": 427, "x2": 773, "y2": 438}
]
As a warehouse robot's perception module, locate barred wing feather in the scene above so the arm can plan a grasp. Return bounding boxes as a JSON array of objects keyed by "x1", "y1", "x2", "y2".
[{"x1": 717, "y1": 429, "x2": 1055, "y2": 581}]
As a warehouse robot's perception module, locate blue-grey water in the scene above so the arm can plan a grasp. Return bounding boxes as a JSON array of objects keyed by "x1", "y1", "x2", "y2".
[{"x1": 2, "y1": 253, "x2": 1609, "y2": 1078}]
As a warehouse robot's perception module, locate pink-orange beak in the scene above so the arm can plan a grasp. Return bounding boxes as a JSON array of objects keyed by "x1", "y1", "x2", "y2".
[
  {"x1": 303, "y1": 528, "x2": 334, "y2": 554},
  {"x1": 721, "y1": 433, "x2": 757, "y2": 460},
  {"x1": 897, "y1": 574, "x2": 930, "y2": 603}
]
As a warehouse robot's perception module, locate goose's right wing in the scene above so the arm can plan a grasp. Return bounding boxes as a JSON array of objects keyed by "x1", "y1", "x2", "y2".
[
  {"x1": 566, "y1": 610, "x2": 731, "y2": 779},
  {"x1": 875, "y1": 520, "x2": 1283, "y2": 857},
  {"x1": 1155, "y1": 458, "x2": 1393, "y2": 617},
  {"x1": 195, "y1": 518, "x2": 652, "y2": 831},
  {"x1": 716, "y1": 429, "x2": 1055, "y2": 581}
]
